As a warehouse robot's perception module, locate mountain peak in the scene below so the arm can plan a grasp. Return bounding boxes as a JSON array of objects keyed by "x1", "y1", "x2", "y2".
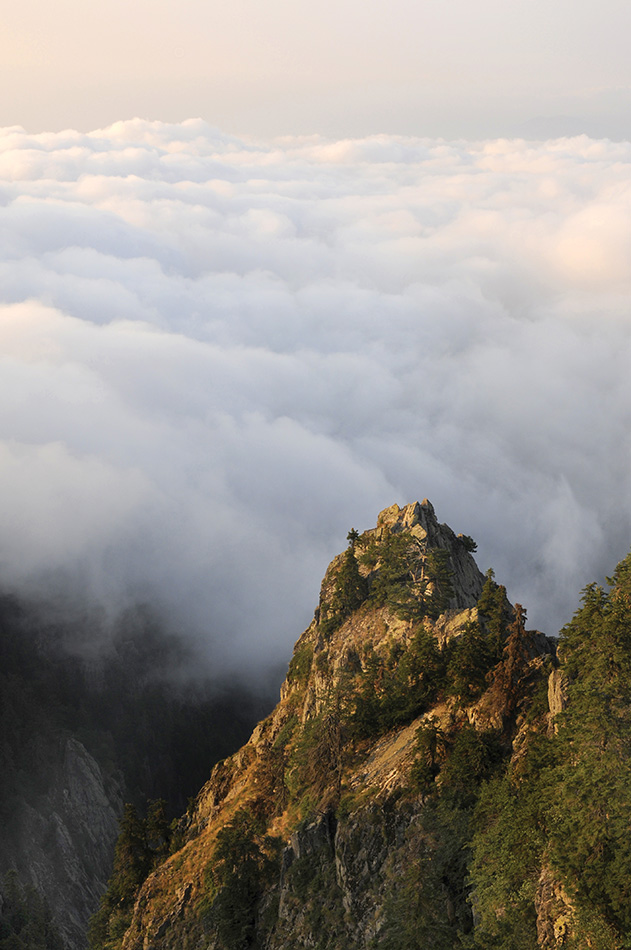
[
  {"x1": 100, "y1": 501, "x2": 556, "y2": 950},
  {"x1": 318, "y1": 500, "x2": 485, "y2": 623},
  {"x1": 376, "y1": 499, "x2": 434, "y2": 530}
]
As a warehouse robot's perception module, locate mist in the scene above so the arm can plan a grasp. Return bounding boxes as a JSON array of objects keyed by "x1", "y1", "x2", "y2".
[{"x1": 1, "y1": 119, "x2": 631, "y2": 674}]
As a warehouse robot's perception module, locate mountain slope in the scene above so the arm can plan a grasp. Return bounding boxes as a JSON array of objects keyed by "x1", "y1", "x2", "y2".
[{"x1": 98, "y1": 500, "x2": 562, "y2": 950}]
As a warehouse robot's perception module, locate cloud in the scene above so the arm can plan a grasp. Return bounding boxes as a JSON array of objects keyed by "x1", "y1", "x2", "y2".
[{"x1": 1, "y1": 120, "x2": 631, "y2": 672}]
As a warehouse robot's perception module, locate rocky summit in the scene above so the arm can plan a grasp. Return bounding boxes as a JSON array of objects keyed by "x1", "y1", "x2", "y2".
[{"x1": 92, "y1": 500, "x2": 573, "y2": 950}]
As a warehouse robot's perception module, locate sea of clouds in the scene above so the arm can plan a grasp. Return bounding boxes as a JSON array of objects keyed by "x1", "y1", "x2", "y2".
[{"x1": 1, "y1": 117, "x2": 630, "y2": 673}]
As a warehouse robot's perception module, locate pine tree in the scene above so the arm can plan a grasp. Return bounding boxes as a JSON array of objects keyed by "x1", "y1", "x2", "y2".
[
  {"x1": 330, "y1": 534, "x2": 368, "y2": 623},
  {"x1": 110, "y1": 804, "x2": 151, "y2": 904},
  {"x1": 446, "y1": 621, "x2": 493, "y2": 704},
  {"x1": 146, "y1": 799, "x2": 170, "y2": 866},
  {"x1": 477, "y1": 569, "x2": 511, "y2": 660},
  {"x1": 489, "y1": 604, "x2": 534, "y2": 721},
  {"x1": 88, "y1": 804, "x2": 152, "y2": 949},
  {"x1": 424, "y1": 548, "x2": 454, "y2": 618}
]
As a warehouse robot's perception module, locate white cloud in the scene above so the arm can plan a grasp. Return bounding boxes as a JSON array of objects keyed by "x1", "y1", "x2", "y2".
[{"x1": 1, "y1": 120, "x2": 631, "y2": 672}]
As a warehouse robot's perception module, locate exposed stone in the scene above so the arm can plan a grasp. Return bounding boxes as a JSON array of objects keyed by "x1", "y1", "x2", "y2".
[
  {"x1": 289, "y1": 810, "x2": 337, "y2": 860},
  {"x1": 547, "y1": 668, "x2": 567, "y2": 734},
  {"x1": 535, "y1": 865, "x2": 575, "y2": 948},
  {"x1": 432, "y1": 607, "x2": 480, "y2": 646}
]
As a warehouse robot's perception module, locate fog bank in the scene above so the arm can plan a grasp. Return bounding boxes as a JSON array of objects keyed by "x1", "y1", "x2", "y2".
[{"x1": 1, "y1": 120, "x2": 630, "y2": 671}]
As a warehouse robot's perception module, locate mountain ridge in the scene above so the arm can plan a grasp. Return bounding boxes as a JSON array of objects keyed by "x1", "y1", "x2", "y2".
[{"x1": 96, "y1": 500, "x2": 563, "y2": 950}]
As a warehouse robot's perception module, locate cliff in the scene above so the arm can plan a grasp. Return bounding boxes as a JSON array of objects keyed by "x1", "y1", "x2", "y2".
[
  {"x1": 0, "y1": 738, "x2": 123, "y2": 949},
  {"x1": 98, "y1": 500, "x2": 566, "y2": 950}
]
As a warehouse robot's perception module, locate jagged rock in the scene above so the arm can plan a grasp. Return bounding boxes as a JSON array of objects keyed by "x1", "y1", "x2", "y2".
[
  {"x1": 289, "y1": 810, "x2": 337, "y2": 861},
  {"x1": 535, "y1": 865, "x2": 575, "y2": 947},
  {"x1": 432, "y1": 607, "x2": 480, "y2": 646},
  {"x1": 333, "y1": 801, "x2": 421, "y2": 942},
  {"x1": 371, "y1": 500, "x2": 485, "y2": 609},
  {"x1": 547, "y1": 668, "x2": 567, "y2": 735}
]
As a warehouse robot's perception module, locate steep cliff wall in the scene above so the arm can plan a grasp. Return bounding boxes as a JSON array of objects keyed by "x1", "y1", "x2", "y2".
[{"x1": 1, "y1": 738, "x2": 123, "y2": 949}]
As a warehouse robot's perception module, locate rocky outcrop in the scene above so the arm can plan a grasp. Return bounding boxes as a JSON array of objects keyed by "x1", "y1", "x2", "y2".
[
  {"x1": 316, "y1": 500, "x2": 485, "y2": 623},
  {"x1": 375, "y1": 500, "x2": 485, "y2": 609},
  {"x1": 547, "y1": 667, "x2": 567, "y2": 735},
  {"x1": 535, "y1": 865, "x2": 575, "y2": 948}
]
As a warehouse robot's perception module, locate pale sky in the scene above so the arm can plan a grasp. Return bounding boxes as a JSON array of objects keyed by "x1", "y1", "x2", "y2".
[{"x1": 2, "y1": 0, "x2": 631, "y2": 138}]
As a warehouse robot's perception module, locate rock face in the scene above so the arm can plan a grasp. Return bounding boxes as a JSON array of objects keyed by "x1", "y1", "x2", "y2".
[
  {"x1": 547, "y1": 667, "x2": 567, "y2": 723},
  {"x1": 315, "y1": 500, "x2": 484, "y2": 626},
  {"x1": 1, "y1": 738, "x2": 123, "y2": 950},
  {"x1": 107, "y1": 501, "x2": 558, "y2": 950},
  {"x1": 535, "y1": 866, "x2": 575, "y2": 949},
  {"x1": 374, "y1": 500, "x2": 485, "y2": 609}
]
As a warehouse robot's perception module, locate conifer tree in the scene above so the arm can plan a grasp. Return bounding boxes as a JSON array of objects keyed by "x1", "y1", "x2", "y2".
[
  {"x1": 146, "y1": 799, "x2": 170, "y2": 866},
  {"x1": 424, "y1": 548, "x2": 454, "y2": 618},
  {"x1": 490, "y1": 604, "x2": 534, "y2": 720},
  {"x1": 110, "y1": 803, "x2": 151, "y2": 904},
  {"x1": 477, "y1": 568, "x2": 511, "y2": 660},
  {"x1": 446, "y1": 621, "x2": 493, "y2": 703},
  {"x1": 89, "y1": 803, "x2": 153, "y2": 949},
  {"x1": 330, "y1": 531, "x2": 368, "y2": 622}
]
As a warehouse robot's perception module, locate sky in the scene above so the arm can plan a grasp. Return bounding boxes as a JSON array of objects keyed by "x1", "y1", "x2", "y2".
[
  {"x1": 1, "y1": 0, "x2": 631, "y2": 139},
  {"x1": 2, "y1": 2, "x2": 631, "y2": 677},
  {"x1": 1, "y1": 121, "x2": 631, "y2": 677}
]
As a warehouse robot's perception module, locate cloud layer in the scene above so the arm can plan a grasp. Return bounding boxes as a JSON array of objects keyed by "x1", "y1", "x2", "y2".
[{"x1": 1, "y1": 119, "x2": 631, "y2": 671}]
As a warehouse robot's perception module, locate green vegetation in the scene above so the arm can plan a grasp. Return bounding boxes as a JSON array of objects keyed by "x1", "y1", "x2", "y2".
[
  {"x1": 445, "y1": 621, "x2": 495, "y2": 705},
  {"x1": 331, "y1": 532, "x2": 369, "y2": 620},
  {"x1": 547, "y1": 556, "x2": 631, "y2": 942},
  {"x1": 319, "y1": 532, "x2": 369, "y2": 637},
  {"x1": 318, "y1": 525, "x2": 459, "y2": 637},
  {"x1": 410, "y1": 717, "x2": 448, "y2": 792},
  {"x1": 466, "y1": 553, "x2": 631, "y2": 949},
  {"x1": 467, "y1": 734, "x2": 553, "y2": 949},
  {"x1": 476, "y1": 569, "x2": 511, "y2": 660},
  {"x1": 286, "y1": 644, "x2": 313, "y2": 686},
  {"x1": 0, "y1": 872, "x2": 63, "y2": 950},
  {"x1": 349, "y1": 628, "x2": 445, "y2": 737},
  {"x1": 88, "y1": 800, "x2": 173, "y2": 949},
  {"x1": 201, "y1": 809, "x2": 282, "y2": 950},
  {"x1": 378, "y1": 802, "x2": 474, "y2": 949},
  {"x1": 286, "y1": 698, "x2": 345, "y2": 812},
  {"x1": 86, "y1": 532, "x2": 525, "y2": 950},
  {"x1": 282, "y1": 852, "x2": 346, "y2": 949},
  {"x1": 379, "y1": 721, "x2": 504, "y2": 948},
  {"x1": 252, "y1": 745, "x2": 289, "y2": 821},
  {"x1": 364, "y1": 531, "x2": 453, "y2": 620}
]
